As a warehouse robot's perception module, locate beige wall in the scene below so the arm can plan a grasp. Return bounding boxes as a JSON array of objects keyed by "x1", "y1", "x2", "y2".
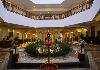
[
  {"x1": 0, "y1": 21, "x2": 88, "y2": 42},
  {"x1": 94, "y1": 14, "x2": 100, "y2": 21},
  {"x1": 0, "y1": 26, "x2": 9, "y2": 41},
  {"x1": 95, "y1": 25, "x2": 100, "y2": 37},
  {"x1": 92, "y1": 11, "x2": 100, "y2": 37},
  {"x1": 91, "y1": 23, "x2": 100, "y2": 37}
]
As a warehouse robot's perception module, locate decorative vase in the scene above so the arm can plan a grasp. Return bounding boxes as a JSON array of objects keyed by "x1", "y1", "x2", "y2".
[
  {"x1": 78, "y1": 53, "x2": 85, "y2": 62},
  {"x1": 12, "y1": 53, "x2": 19, "y2": 62},
  {"x1": 40, "y1": 63, "x2": 58, "y2": 70}
]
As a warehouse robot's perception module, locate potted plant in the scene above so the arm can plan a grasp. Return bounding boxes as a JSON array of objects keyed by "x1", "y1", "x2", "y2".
[
  {"x1": 78, "y1": 39, "x2": 86, "y2": 61},
  {"x1": 11, "y1": 37, "x2": 19, "y2": 62}
]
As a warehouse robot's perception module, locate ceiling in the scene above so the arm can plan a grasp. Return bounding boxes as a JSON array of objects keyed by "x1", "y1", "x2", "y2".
[
  {"x1": 6, "y1": 0, "x2": 86, "y2": 15},
  {"x1": 30, "y1": 0, "x2": 65, "y2": 4}
]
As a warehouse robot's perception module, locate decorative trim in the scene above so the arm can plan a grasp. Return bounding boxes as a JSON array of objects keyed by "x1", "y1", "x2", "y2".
[{"x1": 1, "y1": 0, "x2": 94, "y2": 20}]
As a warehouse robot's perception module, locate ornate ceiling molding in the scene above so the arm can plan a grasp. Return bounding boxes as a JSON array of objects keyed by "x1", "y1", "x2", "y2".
[{"x1": 1, "y1": 0, "x2": 94, "y2": 20}]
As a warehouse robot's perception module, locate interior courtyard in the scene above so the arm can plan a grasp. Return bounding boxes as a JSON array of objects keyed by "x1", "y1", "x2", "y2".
[{"x1": 0, "y1": 0, "x2": 100, "y2": 70}]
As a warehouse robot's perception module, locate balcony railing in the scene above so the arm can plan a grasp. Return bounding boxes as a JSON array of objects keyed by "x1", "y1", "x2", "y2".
[{"x1": 1, "y1": 0, "x2": 94, "y2": 20}]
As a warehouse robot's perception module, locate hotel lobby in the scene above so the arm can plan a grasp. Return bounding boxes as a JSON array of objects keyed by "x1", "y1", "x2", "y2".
[{"x1": 0, "y1": 0, "x2": 100, "y2": 70}]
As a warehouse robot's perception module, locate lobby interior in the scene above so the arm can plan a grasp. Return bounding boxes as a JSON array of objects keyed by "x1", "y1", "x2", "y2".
[{"x1": 0, "y1": 0, "x2": 100, "y2": 70}]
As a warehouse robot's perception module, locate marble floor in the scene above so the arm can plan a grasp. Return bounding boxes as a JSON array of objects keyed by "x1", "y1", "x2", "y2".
[
  {"x1": 7, "y1": 52, "x2": 97, "y2": 70},
  {"x1": 7, "y1": 44, "x2": 100, "y2": 70},
  {"x1": 17, "y1": 47, "x2": 79, "y2": 63}
]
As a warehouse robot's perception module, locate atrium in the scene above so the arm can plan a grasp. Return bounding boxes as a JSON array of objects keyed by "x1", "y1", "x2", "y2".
[{"x1": 0, "y1": 0, "x2": 100, "y2": 70}]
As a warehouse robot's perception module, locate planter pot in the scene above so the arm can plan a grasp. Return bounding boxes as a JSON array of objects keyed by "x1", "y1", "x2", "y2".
[
  {"x1": 40, "y1": 63, "x2": 58, "y2": 70},
  {"x1": 12, "y1": 53, "x2": 19, "y2": 62},
  {"x1": 78, "y1": 53, "x2": 85, "y2": 61}
]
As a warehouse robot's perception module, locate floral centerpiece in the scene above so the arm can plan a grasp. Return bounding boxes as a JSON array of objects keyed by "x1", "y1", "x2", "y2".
[{"x1": 25, "y1": 33, "x2": 71, "y2": 57}]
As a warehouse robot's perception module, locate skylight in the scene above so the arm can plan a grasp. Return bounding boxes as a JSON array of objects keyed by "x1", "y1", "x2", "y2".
[{"x1": 30, "y1": 0, "x2": 64, "y2": 4}]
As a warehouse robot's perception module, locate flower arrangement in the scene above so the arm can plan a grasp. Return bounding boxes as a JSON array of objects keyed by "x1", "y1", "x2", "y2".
[{"x1": 25, "y1": 40, "x2": 71, "y2": 57}]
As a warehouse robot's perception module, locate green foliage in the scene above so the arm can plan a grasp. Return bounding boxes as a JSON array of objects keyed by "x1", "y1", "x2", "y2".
[
  {"x1": 26, "y1": 40, "x2": 43, "y2": 56},
  {"x1": 25, "y1": 40, "x2": 71, "y2": 57}
]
